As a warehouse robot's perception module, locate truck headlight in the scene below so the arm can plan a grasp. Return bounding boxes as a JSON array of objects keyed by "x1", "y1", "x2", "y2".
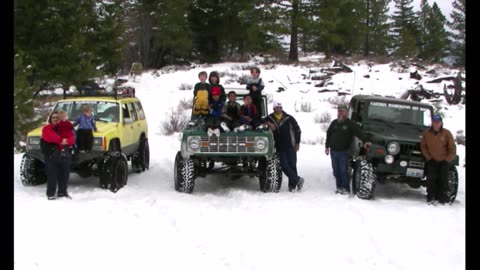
[
  {"x1": 93, "y1": 137, "x2": 103, "y2": 146},
  {"x1": 187, "y1": 136, "x2": 201, "y2": 152},
  {"x1": 387, "y1": 142, "x2": 400, "y2": 155},
  {"x1": 28, "y1": 137, "x2": 41, "y2": 145},
  {"x1": 385, "y1": 154, "x2": 394, "y2": 164},
  {"x1": 255, "y1": 137, "x2": 268, "y2": 151}
]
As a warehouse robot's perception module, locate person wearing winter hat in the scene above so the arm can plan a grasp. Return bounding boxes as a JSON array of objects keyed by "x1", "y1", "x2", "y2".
[
  {"x1": 420, "y1": 114, "x2": 456, "y2": 205},
  {"x1": 205, "y1": 86, "x2": 224, "y2": 137},
  {"x1": 325, "y1": 104, "x2": 371, "y2": 195},
  {"x1": 208, "y1": 71, "x2": 226, "y2": 103},
  {"x1": 265, "y1": 101, "x2": 304, "y2": 192}
]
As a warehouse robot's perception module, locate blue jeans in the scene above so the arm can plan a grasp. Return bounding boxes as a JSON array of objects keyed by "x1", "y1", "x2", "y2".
[
  {"x1": 330, "y1": 150, "x2": 350, "y2": 192},
  {"x1": 279, "y1": 148, "x2": 299, "y2": 187}
]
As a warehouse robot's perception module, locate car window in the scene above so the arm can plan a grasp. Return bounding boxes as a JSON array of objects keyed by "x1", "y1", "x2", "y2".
[
  {"x1": 127, "y1": 102, "x2": 138, "y2": 121},
  {"x1": 122, "y1": 103, "x2": 130, "y2": 120},
  {"x1": 96, "y1": 103, "x2": 119, "y2": 122},
  {"x1": 134, "y1": 101, "x2": 145, "y2": 120},
  {"x1": 53, "y1": 101, "x2": 120, "y2": 122},
  {"x1": 367, "y1": 101, "x2": 430, "y2": 127}
]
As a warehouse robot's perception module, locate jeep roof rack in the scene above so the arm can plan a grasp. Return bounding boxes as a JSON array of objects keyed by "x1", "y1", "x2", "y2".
[{"x1": 62, "y1": 86, "x2": 135, "y2": 100}]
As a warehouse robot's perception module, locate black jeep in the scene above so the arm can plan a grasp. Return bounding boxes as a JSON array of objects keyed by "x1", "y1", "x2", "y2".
[{"x1": 348, "y1": 95, "x2": 459, "y2": 201}]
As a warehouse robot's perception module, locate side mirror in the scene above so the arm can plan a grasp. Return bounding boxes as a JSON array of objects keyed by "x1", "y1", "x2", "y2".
[{"x1": 124, "y1": 118, "x2": 133, "y2": 124}]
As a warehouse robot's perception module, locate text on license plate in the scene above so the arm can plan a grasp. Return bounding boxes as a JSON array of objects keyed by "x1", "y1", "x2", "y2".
[{"x1": 406, "y1": 168, "x2": 424, "y2": 178}]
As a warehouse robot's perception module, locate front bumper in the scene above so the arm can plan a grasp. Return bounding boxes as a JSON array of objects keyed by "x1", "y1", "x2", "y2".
[
  {"x1": 26, "y1": 149, "x2": 104, "y2": 165},
  {"x1": 374, "y1": 156, "x2": 425, "y2": 178}
]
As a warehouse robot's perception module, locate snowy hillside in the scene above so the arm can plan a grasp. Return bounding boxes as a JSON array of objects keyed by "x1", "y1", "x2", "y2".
[{"x1": 14, "y1": 58, "x2": 465, "y2": 270}]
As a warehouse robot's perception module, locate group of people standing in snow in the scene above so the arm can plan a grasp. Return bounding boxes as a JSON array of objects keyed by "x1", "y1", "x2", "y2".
[
  {"x1": 40, "y1": 65, "x2": 457, "y2": 204},
  {"x1": 191, "y1": 66, "x2": 457, "y2": 203}
]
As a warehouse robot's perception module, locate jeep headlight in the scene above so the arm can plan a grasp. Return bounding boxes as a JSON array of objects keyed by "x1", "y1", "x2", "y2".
[
  {"x1": 92, "y1": 137, "x2": 105, "y2": 151},
  {"x1": 385, "y1": 154, "x2": 394, "y2": 164},
  {"x1": 187, "y1": 136, "x2": 201, "y2": 152},
  {"x1": 93, "y1": 137, "x2": 103, "y2": 146},
  {"x1": 28, "y1": 136, "x2": 41, "y2": 145},
  {"x1": 387, "y1": 142, "x2": 400, "y2": 155},
  {"x1": 255, "y1": 137, "x2": 268, "y2": 151}
]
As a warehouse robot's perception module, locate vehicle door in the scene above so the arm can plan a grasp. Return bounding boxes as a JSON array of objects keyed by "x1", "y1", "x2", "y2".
[
  {"x1": 133, "y1": 101, "x2": 148, "y2": 138},
  {"x1": 120, "y1": 102, "x2": 136, "y2": 153},
  {"x1": 126, "y1": 102, "x2": 141, "y2": 147}
]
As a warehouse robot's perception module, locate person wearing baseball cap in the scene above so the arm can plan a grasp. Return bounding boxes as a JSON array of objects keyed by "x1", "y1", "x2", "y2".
[
  {"x1": 420, "y1": 114, "x2": 456, "y2": 205},
  {"x1": 325, "y1": 104, "x2": 371, "y2": 195},
  {"x1": 265, "y1": 100, "x2": 304, "y2": 192}
]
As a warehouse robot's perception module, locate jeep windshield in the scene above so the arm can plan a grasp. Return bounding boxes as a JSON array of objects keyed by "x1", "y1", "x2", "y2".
[
  {"x1": 53, "y1": 101, "x2": 119, "y2": 123},
  {"x1": 366, "y1": 101, "x2": 432, "y2": 127}
]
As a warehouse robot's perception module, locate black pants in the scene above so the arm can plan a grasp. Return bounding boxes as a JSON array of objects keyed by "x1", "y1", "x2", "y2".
[
  {"x1": 45, "y1": 152, "x2": 72, "y2": 197},
  {"x1": 77, "y1": 129, "x2": 93, "y2": 151},
  {"x1": 206, "y1": 116, "x2": 222, "y2": 130},
  {"x1": 222, "y1": 117, "x2": 240, "y2": 129},
  {"x1": 252, "y1": 97, "x2": 263, "y2": 117},
  {"x1": 426, "y1": 160, "x2": 449, "y2": 202}
]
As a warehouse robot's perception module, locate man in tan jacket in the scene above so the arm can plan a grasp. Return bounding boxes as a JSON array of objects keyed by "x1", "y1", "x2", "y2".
[{"x1": 420, "y1": 114, "x2": 456, "y2": 205}]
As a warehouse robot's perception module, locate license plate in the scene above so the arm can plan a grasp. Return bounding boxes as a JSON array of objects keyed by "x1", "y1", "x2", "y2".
[{"x1": 406, "y1": 168, "x2": 424, "y2": 178}]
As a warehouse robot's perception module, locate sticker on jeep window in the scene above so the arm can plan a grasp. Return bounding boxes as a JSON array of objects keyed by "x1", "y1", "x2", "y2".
[{"x1": 371, "y1": 102, "x2": 427, "y2": 111}]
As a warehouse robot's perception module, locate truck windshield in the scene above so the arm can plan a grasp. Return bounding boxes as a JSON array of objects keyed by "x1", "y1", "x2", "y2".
[
  {"x1": 367, "y1": 101, "x2": 432, "y2": 127},
  {"x1": 53, "y1": 101, "x2": 119, "y2": 123}
]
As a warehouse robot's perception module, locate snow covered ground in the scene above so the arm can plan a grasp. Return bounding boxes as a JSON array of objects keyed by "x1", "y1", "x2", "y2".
[{"x1": 14, "y1": 58, "x2": 465, "y2": 270}]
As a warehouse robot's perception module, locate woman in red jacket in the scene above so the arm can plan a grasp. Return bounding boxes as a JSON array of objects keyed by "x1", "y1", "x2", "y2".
[{"x1": 42, "y1": 111, "x2": 75, "y2": 200}]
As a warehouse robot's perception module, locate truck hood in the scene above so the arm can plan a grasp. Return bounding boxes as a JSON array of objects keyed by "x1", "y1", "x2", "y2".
[{"x1": 27, "y1": 121, "x2": 119, "y2": 137}]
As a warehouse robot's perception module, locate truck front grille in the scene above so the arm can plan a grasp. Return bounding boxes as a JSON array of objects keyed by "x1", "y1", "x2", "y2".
[
  {"x1": 400, "y1": 143, "x2": 421, "y2": 155},
  {"x1": 200, "y1": 136, "x2": 256, "y2": 153}
]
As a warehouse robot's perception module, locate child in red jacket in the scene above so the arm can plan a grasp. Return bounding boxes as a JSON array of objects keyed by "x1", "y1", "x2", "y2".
[{"x1": 56, "y1": 110, "x2": 75, "y2": 154}]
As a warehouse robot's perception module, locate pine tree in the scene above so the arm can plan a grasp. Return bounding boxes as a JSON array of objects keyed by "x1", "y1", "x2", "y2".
[
  {"x1": 14, "y1": 0, "x2": 101, "y2": 87},
  {"x1": 308, "y1": 0, "x2": 365, "y2": 57},
  {"x1": 88, "y1": 0, "x2": 127, "y2": 75},
  {"x1": 422, "y1": 3, "x2": 449, "y2": 61},
  {"x1": 127, "y1": 0, "x2": 192, "y2": 68},
  {"x1": 391, "y1": 0, "x2": 419, "y2": 57},
  {"x1": 365, "y1": 0, "x2": 392, "y2": 55},
  {"x1": 416, "y1": 0, "x2": 430, "y2": 57},
  {"x1": 448, "y1": 0, "x2": 465, "y2": 66},
  {"x1": 242, "y1": 0, "x2": 306, "y2": 61},
  {"x1": 14, "y1": 51, "x2": 42, "y2": 150}
]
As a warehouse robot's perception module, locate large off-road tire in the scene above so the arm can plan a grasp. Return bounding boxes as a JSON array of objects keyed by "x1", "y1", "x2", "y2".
[
  {"x1": 100, "y1": 153, "x2": 128, "y2": 193},
  {"x1": 20, "y1": 154, "x2": 47, "y2": 186},
  {"x1": 352, "y1": 156, "x2": 376, "y2": 200},
  {"x1": 174, "y1": 152, "x2": 195, "y2": 193},
  {"x1": 260, "y1": 153, "x2": 282, "y2": 193},
  {"x1": 132, "y1": 137, "x2": 150, "y2": 173},
  {"x1": 445, "y1": 166, "x2": 458, "y2": 204}
]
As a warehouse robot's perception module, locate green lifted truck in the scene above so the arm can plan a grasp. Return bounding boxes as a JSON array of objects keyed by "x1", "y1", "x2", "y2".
[
  {"x1": 348, "y1": 95, "x2": 459, "y2": 201},
  {"x1": 174, "y1": 89, "x2": 282, "y2": 193}
]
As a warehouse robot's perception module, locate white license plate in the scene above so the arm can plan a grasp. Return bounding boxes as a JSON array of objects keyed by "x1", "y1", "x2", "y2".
[{"x1": 406, "y1": 168, "x2": 424, "y2": 178}]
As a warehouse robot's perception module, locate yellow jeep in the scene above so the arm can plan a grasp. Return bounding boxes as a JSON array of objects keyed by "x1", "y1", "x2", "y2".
[{"x1": 20, "y1": 89, "x2": 149, "y2": 192}]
